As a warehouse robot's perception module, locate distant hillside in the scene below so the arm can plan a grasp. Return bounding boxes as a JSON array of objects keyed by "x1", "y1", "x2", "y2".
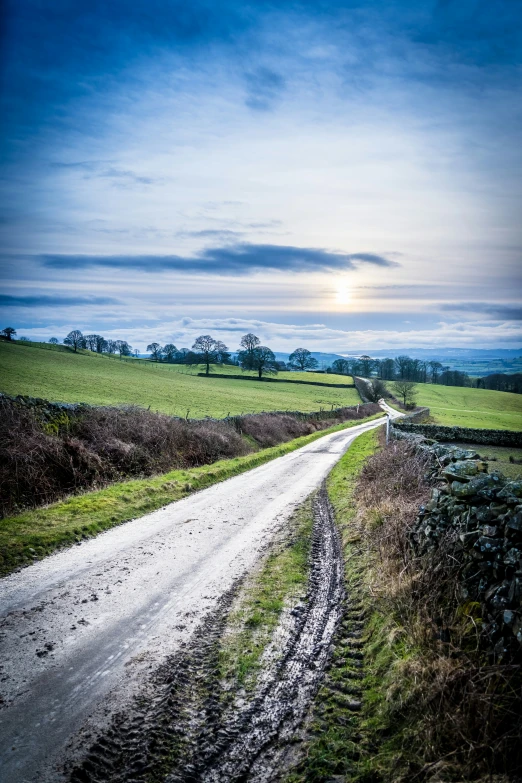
[{"x1": 0, "y1": 340, "x2": 360, "y2": 418}]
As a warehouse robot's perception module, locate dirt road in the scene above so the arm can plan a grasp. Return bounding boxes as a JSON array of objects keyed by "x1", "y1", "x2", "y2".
[{"x1": 0, "y1": 415, "x2": 391, "y2": 782}]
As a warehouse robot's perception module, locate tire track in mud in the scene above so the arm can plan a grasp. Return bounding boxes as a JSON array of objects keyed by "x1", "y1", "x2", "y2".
[{"x1": 68, "y1": 485, "x2": 345, "y2": 783}]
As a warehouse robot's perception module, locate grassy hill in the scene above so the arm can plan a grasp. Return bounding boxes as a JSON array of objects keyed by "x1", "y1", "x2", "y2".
[
  {"x1": 0, "y1": 341, "x2": 360, "y2": 417},
  {"x1": 414, "y1": 383, "x2": 522, "y2": 430}
]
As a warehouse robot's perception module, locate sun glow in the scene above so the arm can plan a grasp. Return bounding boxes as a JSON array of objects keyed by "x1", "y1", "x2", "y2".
[{"x1": 335, "y1": 284, "x2": 352, "y2": 305}]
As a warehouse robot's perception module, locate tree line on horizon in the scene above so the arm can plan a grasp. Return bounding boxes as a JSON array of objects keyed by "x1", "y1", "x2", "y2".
[
  {"x1": 331, "y1": 353, "x2": 522, "y2": 391},
  {"x1": 146, "y1": 333, "x2": 320, "y2": 378},
  {"x1": 1, "y1": 326, "x2": 521, "y2": 392}
]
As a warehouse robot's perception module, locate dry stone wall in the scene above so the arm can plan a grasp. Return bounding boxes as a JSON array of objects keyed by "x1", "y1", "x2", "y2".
[
  {"x1": 408, "y1": 440, "x2": 522, "y2": 660},
  {"x1": 393, "y1": 421, "x2": 522, "y2": 447}
]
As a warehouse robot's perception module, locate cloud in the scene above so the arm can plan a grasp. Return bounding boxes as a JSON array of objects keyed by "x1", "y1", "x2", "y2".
[
  {"x1": 52, "y1": 161, "x2": 160, "y2": 186},
  {"x1": 177, "y1": 229, "x2": 245, "y2": 240},
  {"x1": 38, "y1": 244, "x2": 398, "y2": 275},
  {"x1": 16, "y1": 315, "x2": 521, "y2": 353},
  {"x1": 0, "y1": 294, "x2": 121, "y2": 307},
  {"x1": 441, "y1": 302, "x2": 522, "y2": 320}
]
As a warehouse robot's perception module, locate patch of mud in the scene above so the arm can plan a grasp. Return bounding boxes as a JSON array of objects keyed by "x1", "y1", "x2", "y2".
[{"x1": 67, "y1": 484, "x2": 346, "y2": 783}]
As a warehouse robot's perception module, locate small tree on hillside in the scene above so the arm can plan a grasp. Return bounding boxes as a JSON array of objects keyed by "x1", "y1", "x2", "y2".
[
  {"x1": 192, "y1": 335, "x2": 228, "y2": 376},
  {"x1": 240, "y1": 345, "x2": 278, "y2": 379},
  {"x1": 214, "y1": 340, "x2": 230, "y2": 364},
  {"x1": 147, "y1": 342, "x2": 163, "y2": 362},
  {"x1": 115, "y1": 340, "x2": 132, "y2": 357},
  {"x1": 162, "y1": 344, "x2": 178, "y2": 363},
  {"x1": 238, "y1": 333, "x2": 261, "y2": 369},
  {"x1": 393, "y1": 379, "x2": 418, "y2": 409},
  {"x1": 48, "y1": 337, "x2": 59, "y2": 344},
  {"x1": 288, "y1": 348, "x2": 318, "y2": 371},
  {"x1": 64, "y1": 330, "x2": 85, "y2": 352},
  {"x1": 1, "y1": 327, "x2": 16, "y2": 341},
  {"x1": 84, "y1": 334, "x2": 99, "y2": 352}
]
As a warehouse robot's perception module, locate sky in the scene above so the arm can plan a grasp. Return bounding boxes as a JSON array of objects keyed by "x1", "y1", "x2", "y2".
[{"x1": 0, "y1": 0, "x2": 521, "y2": 354}]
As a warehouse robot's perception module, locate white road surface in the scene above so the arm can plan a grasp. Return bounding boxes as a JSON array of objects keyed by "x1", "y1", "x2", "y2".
[{"x1": 0, "y1": 409, "x2": 399, "y2": 782}]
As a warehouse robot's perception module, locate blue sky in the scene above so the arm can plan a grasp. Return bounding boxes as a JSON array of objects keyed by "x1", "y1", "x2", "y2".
[{"x1": 1, "y1": 0, "x2": 521, "y2": 353}]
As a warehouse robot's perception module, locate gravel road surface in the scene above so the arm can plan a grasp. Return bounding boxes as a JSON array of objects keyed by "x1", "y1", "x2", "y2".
[{"x1": 0, "y1": 415, "x2": 391, "y2": 782}]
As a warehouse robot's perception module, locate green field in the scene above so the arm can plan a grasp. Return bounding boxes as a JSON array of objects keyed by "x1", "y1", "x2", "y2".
[
  {"x1": 414, "y1": 383, "x2": 522, "y2": 431},
  {"x1": 0, "y1": 341, "x2": 360, "y2": 417},
  {"x1": 447, "y1": 442, "x2": 522, "y2": 479}
]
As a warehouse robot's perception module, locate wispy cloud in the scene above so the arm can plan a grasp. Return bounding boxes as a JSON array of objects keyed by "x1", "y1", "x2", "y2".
[
  {"x1": 244, "y1": 67, "x2": 286, "y2": 111},
  {"x1": 51, "y1": 161, "x2": 161, "y2": 187},
  {"x1": 441, "y1": 303, "x2": 522, "y2": 321},
  {"x1": 38, "y1": 245, "x2": 398, "y2": 275}
]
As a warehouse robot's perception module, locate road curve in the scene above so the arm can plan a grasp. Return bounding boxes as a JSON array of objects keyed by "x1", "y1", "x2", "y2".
[{"x1": 0, "y1": 415, "x2": 391, "y2": 783}]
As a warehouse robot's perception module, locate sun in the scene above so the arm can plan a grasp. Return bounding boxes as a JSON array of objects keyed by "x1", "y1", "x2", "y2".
[{"x1": 335, "y1": 285, "x2": 352, "y2": 305}]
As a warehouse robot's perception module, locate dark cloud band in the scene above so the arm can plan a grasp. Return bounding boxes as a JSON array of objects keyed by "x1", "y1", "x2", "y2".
[
  {"x1": 0, "y1": 295, "x2": 121, "y2": 307},
  {"x1": 39, "y1": 244, "x2": 398, "y2": 275}
]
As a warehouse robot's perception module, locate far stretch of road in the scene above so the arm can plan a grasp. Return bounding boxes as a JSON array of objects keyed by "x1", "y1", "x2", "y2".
[{"x1": 0, "y1": 404, "x2": 401, "y2": 783}]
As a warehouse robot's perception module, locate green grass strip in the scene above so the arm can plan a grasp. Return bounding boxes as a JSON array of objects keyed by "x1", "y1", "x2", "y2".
[
  {"x1": 0, "y1": 413, "x2": 383, "y2": 577},
  {"x1": 219, "y1": 495, "x2": 314, "y2": 690},
  {"x1": 285, "y1": 427, "x2": 380, "y2": 782}
]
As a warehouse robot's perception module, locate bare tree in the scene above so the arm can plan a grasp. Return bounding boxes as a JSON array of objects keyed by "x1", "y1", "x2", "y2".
[
  {"x1": 378, "y1": 358, "x2": 395, "y2": 380},
  {"x1": 84, "y1": 334, "x2": 99, "y2": 352},
  {"x1": 240, "y1": 345, "x2": 278, "y2": 379},
  {"x1": 162, "y1": 343, "x2": 178, "y2": 363},
  {"x1": 429, "y1": 361, "x2": 443, "y2": 384},
  {"x1": 192, "y1": 335, "x2": 228, "y2": 375},
  {"x1": 147, "y1": 342, "x2": 163, "y2": 362},
  {"x1": 365, "y1": 378, "x2": 389, "y2": 402},
  {"x1": 48, "y1": 337, "x2": 59, "y2": 344},
  {"x1": 214, "y1": 340, "x2": 230, "y2": 364},
  {"x1": 393, "y1": 379, "x2": 418, "y2": 409},
  {"x1": 104, "y1": 339, "x2": 117, "y2": 354},
  {"x1": 394, "y1": 355, "x2": 411, "y2": 379},
  {"x1": 64, "y1": 330, "x2": 85, "y2": 352},
  {"x1": 238, "y1": 333, "x2": 261, "y2": 369},
  {"x1": 115, "y1": 340, "x2": 132, "y2": 357},
  {"x1": 1, "y1": 327, "x2": 16, "y2": 341},
  {"x1": 331, "y1": 358, "x2": 351, "y2": 375},
  {"x1": 359, "y1": 355, "x2": 375, "y2": 377},
  {"x1": 288, "y1": 348, "x2": 318, "y2": 371}
]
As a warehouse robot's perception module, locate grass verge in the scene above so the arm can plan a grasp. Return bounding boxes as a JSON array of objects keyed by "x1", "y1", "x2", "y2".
[
  {"x1": 285, "y1": 427, "x2": 381, "y2": 782},
  {"x1": 291, "y1": 431, "x2": 521, "y2": 782},
  {"x1": 0, "y1": 413, "x2": 382, "y2": 577},
  {"x1": 219, "y1": 495, "x2": 314, "y2": 690}
]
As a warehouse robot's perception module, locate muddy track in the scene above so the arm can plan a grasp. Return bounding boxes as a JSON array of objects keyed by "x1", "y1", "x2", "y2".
[{"x1": 68, "y1": 485, "x2": 346, "y2": 783}]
